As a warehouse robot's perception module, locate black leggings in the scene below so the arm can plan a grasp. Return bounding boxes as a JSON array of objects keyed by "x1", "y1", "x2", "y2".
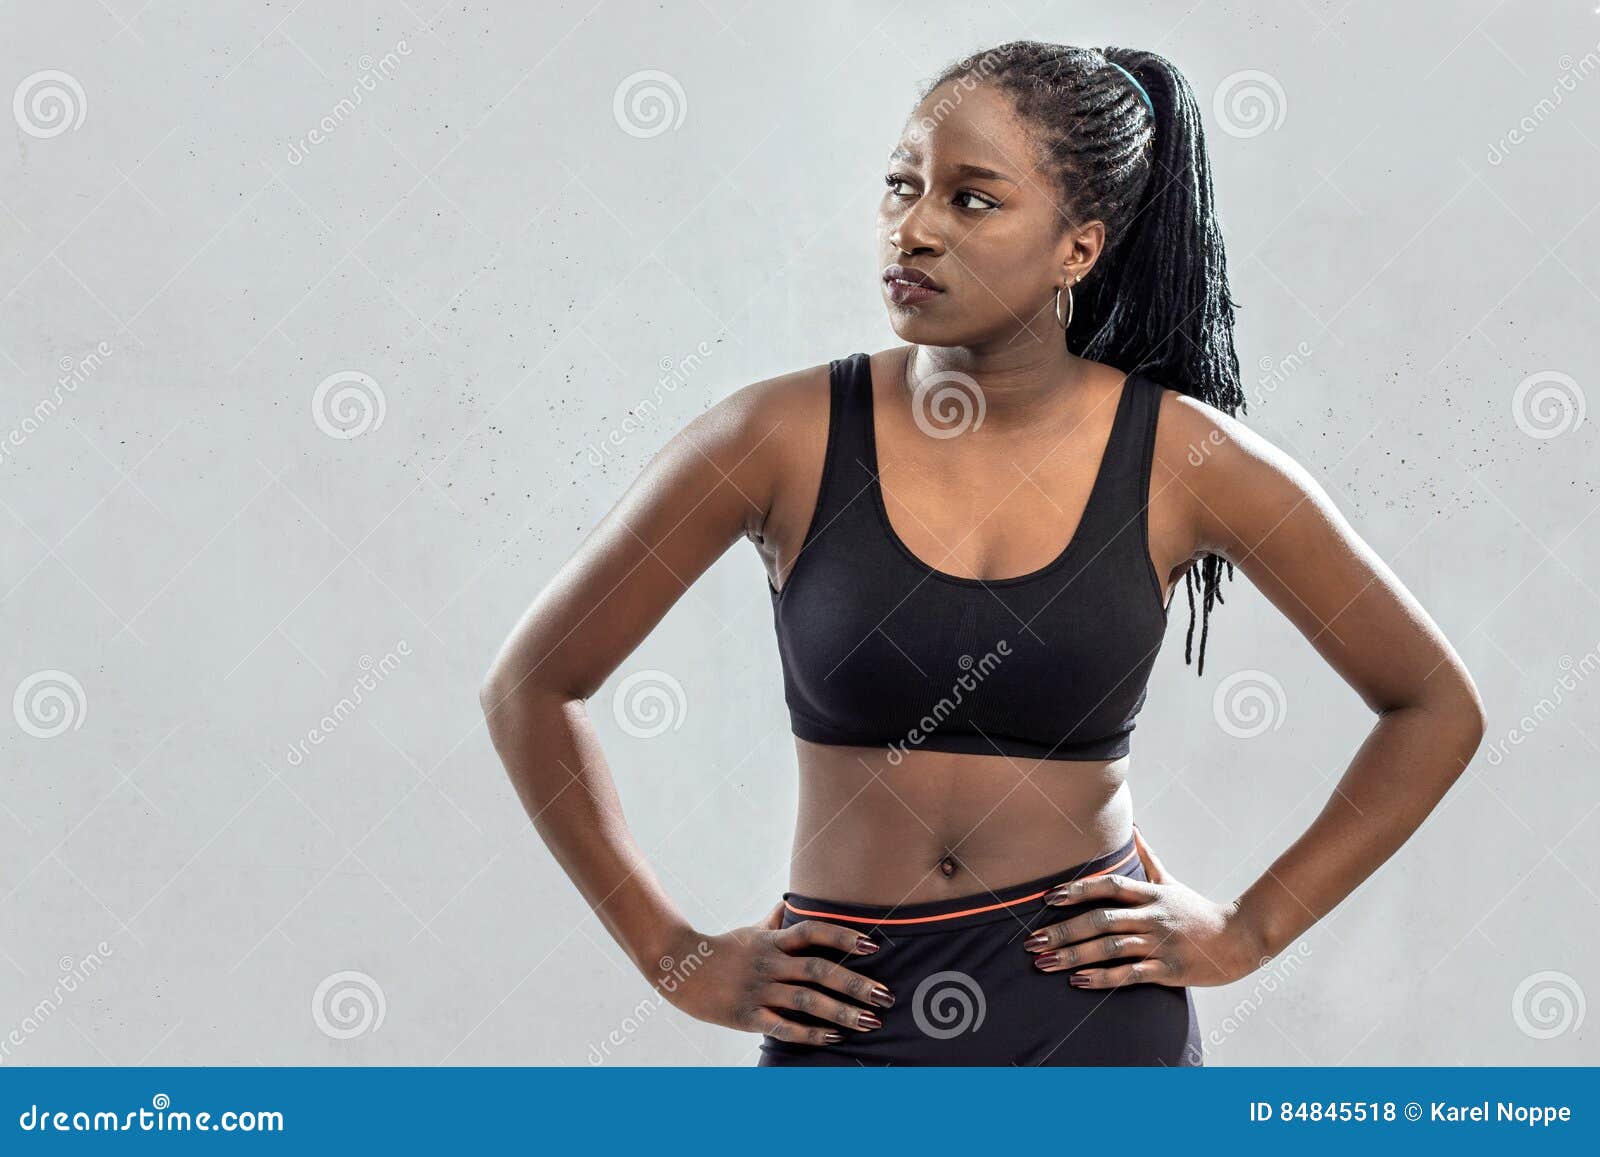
[{"x1": 757, "y1": 828, "x2": 1203, "y2": 1066}]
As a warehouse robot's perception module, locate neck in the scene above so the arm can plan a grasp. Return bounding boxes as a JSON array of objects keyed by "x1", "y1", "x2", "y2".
[{"x1": 904, "y1": 338, "x2": 1090, "y2": 428}]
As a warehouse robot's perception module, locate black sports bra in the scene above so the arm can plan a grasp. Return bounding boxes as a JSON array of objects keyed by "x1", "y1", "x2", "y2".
[{"x1": 768, "y1": 351, "x2": 1171, "y2": 763}]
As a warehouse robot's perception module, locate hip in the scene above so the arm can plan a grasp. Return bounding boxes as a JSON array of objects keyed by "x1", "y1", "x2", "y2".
[{"x1": 757, "y1": 826, "x2": 1203, "y2": 1067}]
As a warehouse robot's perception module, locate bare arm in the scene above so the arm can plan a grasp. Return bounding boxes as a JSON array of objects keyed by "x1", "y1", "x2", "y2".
[
  {"x1": 1175, "y1": 392, "x2": 1489, "y2": 960},
  {"x1": 479, "y1": 367, "x2": 889, "y2": 1044}
]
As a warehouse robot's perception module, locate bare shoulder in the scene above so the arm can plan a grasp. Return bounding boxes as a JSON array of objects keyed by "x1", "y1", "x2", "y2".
[{"x1": 1150, "y1": 384, "x2": 1340, "y2": 560}]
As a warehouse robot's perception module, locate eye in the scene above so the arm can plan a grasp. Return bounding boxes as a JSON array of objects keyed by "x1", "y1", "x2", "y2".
[
  {"x1": 884, "y1": 174, "x2": 914, "y2": 196},
  {"x1": 954, "y1": 189, "x2": 1000, "y2": 211}
]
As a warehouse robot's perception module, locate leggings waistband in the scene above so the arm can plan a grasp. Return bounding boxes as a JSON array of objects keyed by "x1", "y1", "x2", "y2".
[{"x1": 780, "y1": 825, "x2": 1145, "y2": 936}]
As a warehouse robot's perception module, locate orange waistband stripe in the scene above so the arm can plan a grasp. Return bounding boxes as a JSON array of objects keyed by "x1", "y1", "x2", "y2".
[{"x1": 782, "y1": 844, "x2": 1142, "y2": 926}]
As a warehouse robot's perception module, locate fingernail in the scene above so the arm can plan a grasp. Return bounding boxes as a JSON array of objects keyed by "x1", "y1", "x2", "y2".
[
  {"x1": 854, "y1": 936, "x2": 878, "y2": 954},
  {"x1": 1023, "y1": 932, "x2": 1048, "y2": 951},
  {"x1": 870, "y1": 985, "x2": 895, "y2": 1008},
  {"x1": 1034, "y1": 952, "x2": 1058, "y2": 969},
  {"x1": 857, "y1": 1011, "x2": 882, "y2": 1030},
  {"x1": 822, "y1": 1030, "x2": 843, "y2": 1043},
  {"x1": 1068, "y1": 973, "x2": 1091, "y2": 987},
  {"x1": 1045, "y1": 885, "x2": 1076, "y2": 905}
]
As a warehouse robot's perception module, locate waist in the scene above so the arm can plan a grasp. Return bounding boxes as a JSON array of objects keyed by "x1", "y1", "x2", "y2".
[{"x1": 780, "y1": 828, "x2": 1144, "y2": 936}]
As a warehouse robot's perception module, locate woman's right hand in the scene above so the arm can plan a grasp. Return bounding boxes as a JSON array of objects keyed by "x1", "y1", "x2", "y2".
[{"x1": 656, "y1": 908, "x2": 894, "y2": 1045}]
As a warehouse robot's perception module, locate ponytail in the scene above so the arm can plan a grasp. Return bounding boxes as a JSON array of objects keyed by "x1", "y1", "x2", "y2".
[{"x1": 924, "y1": 42, "x2": 1245, "y2": 676}]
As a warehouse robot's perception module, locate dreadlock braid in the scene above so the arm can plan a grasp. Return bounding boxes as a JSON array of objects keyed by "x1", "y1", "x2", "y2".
[{"x1": 923, "y1": 41, "x2": 1245, "y2": 676}]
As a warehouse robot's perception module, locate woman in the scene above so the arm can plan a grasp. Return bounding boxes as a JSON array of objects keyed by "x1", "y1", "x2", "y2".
[{"x1": 480, "y1": 41, "x2": 1486, "y2": 1066}]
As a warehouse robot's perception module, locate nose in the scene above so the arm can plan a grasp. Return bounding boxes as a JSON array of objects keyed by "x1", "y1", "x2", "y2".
[{"x1": 888, "y1": 196, "x2": 944, "y2": 258}]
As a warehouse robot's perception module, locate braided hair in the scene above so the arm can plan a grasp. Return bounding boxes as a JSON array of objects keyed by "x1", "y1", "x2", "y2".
[{"x1": 923, "y1": 41, "x2": 1245, "y2": 676}]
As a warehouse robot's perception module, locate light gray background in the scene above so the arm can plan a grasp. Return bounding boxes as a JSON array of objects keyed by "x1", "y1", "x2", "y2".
[{"x1": 1, "y1": 0, "x2": 1596, "y2": 1067}]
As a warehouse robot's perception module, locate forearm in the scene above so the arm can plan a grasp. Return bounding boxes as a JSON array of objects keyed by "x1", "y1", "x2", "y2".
[
  {"x1": 1232, "y1": 692, "x2": 1486, "y2": 960},
  {"x1": 481, "y1": 685, "x2": 694, "y2": 982}
]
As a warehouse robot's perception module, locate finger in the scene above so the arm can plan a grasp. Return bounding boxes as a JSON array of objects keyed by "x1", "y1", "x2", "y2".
[
  {"x1": 760, "y1": 982, "x2": 883, "y2": 1032},
  {"x1": 746, "y1": 1005, "x2": 844, "y2": 1046},
  {"x1": 1042, "y1": 872, "x2": 1158, "y2": 908},
  {"x1": 1022, "y1": 906, "x2": 1154, "y2": 953},
  {"x1": 1032, "y1": 932, "x2": 1161, "y2": 972},
  {"x1": 769, "y1": 952, "x2": 894, "y2": 1008},
  {"x1": 1060, "y1": 954, "x2": 1179, "y2": 989},
  {"x1": 760, "y1": 901, "x2": 785, "y2": 931},
  {"x1": 772, "y1": 918, "x2": 879, "y2": 957},
  {"x1": 1132, "y1": 824, "x2": 1169, "y2": 884}
]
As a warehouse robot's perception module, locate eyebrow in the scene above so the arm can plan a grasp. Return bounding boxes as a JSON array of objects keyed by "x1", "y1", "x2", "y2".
[{"x1": 889, "y1": 147, "x2": 1017, "y2": 184}]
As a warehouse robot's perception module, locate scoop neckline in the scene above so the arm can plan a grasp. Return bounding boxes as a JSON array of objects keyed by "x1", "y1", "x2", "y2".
[{"x1": 864, "y1": 355, "x2": 1138, "y2": 589}]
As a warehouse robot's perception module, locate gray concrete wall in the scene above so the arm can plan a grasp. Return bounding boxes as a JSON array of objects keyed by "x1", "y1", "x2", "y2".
[{"x1": 1, "y1": 1, "x2": 1595, "y2": 1066}]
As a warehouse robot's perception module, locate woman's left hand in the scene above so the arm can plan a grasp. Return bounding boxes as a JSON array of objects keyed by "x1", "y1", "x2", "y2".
[{"x1": 1023, "y1": 827, "x2": 1264, "y2": 989}]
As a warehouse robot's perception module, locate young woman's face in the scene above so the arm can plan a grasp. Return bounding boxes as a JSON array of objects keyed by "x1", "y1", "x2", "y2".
[{"x1": 877, "y1": 79, "x2": 1099, "y2": 348}]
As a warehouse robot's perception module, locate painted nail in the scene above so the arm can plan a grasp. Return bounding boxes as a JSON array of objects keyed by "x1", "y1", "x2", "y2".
[
  {"x1": 1034, "y1": 952, "x2": 1058, "y2": 969},
  {"x1": 1023, "y1": 932, "x2": 1049, "y2": 951},
  {"x1": 854, "y1": 936, "x2": 879, "y2": 954},
  {"x1": 822, "y1": 1030, "x2": 844, "y2": 1043},
  {"x1": 857, "y1": 1011, "x2": 882, "y2": 1030},
  {"x1": 1068, "y1": 973, "x2": 1092, "y2": 987},
  {"x1": 870, "y1": 985, "x2": 895, "y2": 1008},
  {"x1": 1045, "y1": 885, "x2": 1076, "y2": 905}
]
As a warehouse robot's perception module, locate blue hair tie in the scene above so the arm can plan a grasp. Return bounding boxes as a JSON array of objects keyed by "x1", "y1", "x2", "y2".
[{"x1": 1107, "y1": 61, "x2": 1155, "y2": 117}]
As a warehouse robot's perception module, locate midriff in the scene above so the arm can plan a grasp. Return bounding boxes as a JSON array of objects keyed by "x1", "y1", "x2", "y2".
[{"x1": 788, "y1": 737, "x2": 1135, "y2": 905}]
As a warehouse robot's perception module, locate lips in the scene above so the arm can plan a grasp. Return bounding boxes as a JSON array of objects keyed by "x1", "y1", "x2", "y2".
[{"x1": 883, "y1": 264, "x2": 945, "y2": 305}]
